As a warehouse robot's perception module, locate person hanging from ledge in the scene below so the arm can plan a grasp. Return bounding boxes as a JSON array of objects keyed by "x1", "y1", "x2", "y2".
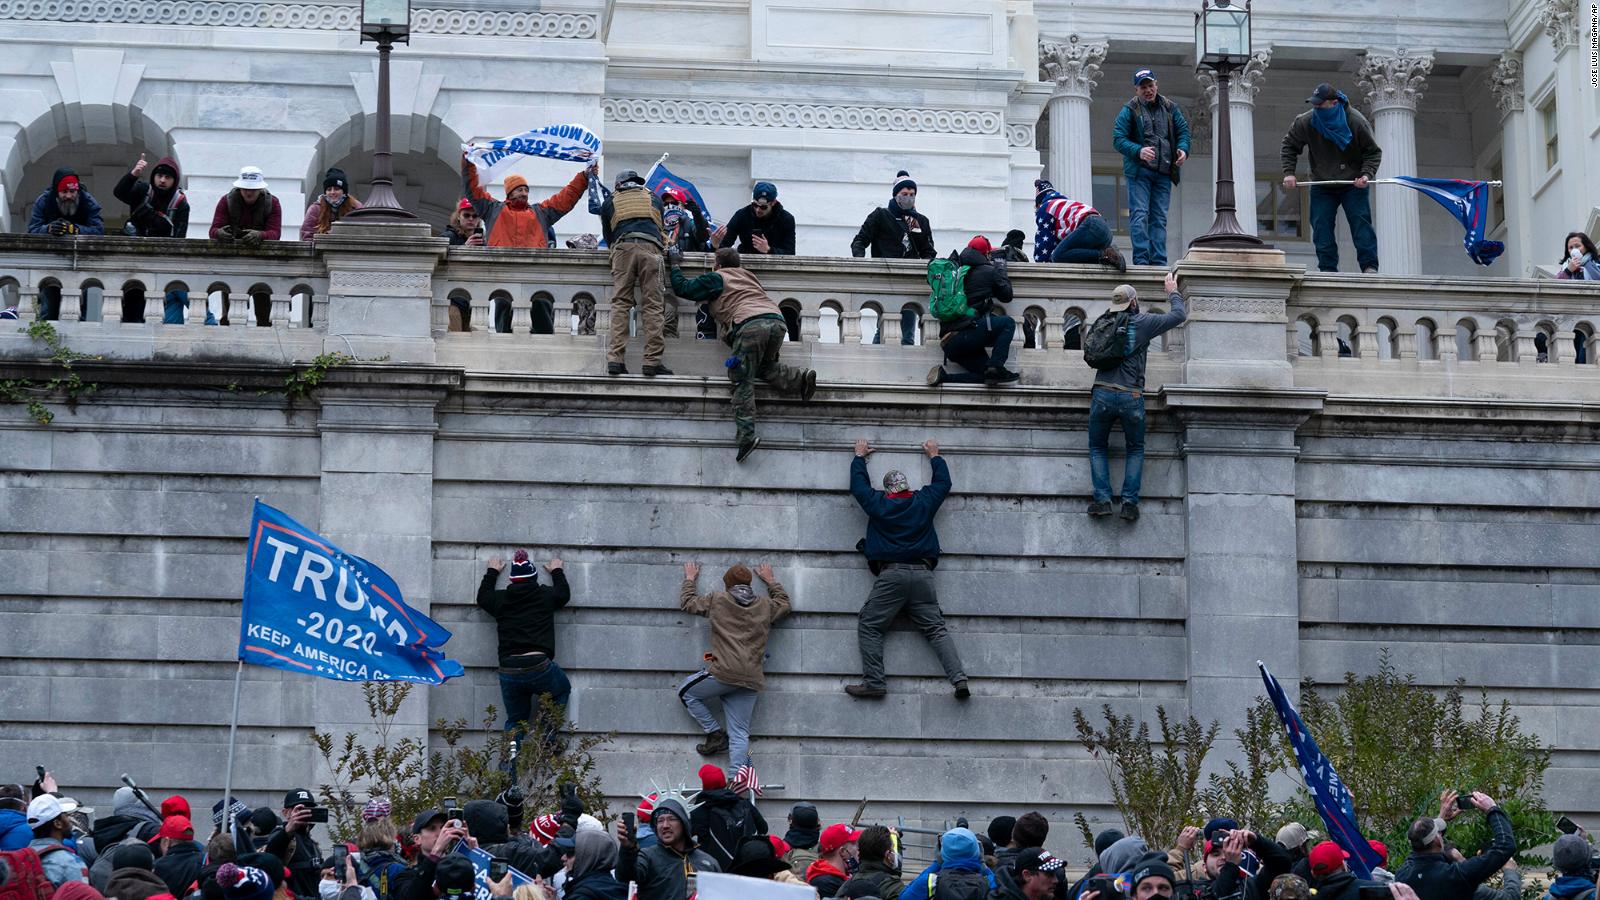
[
  {"x1": 27, "y1": 166, "x2": 104, "y2": 321},
  {"x1": 477, "y1": 549, "x2": 572, "y2": 777},
  {"x1": 597, "y1": 169, "x2": 671, "y2": 377},
  {"x1": 844, "y1": 437, "x2": 969, "y2": 701},
  {"x1": 210, "y1": 166, "x2": 283, "y2": 326},
  {"x1": 1033, "y1": 179, "x2": 1125, "y2": 273},
  {"x1": 927, "y1": 235, "x2": 1020, "y2": 388},
  {"x1": 667, "y1": 246, "x2": 817, "y2": 461},
  {"x1": 299, "y1": 167, "x2": 362, "y2": 241},
  {"x1": 851, "y1": 170, "x2": 935, "y2": 260},
  {"x1": 113, "y1": 153, "x2": 190, "y2": 324}
]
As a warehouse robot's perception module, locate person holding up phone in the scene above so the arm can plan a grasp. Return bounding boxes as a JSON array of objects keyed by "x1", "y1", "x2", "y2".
[
  {"x1": 716, "y1": 182, "x2": 796, "y2": 256},
  {"x1": 1395, "y1": 791, "x2": 1515, "y2": 900},
  {"x1": 1205, "y1": 829, "x2": 1293, "y2": 900},
  {"x1": 264, "y1": 789, "x2": 325, "y2": 899}
]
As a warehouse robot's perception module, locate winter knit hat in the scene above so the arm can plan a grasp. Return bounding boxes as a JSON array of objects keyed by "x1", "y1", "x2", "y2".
[
  {"x1": 55, "y1": 170, "x2": 81, "y2": 192},
  {"x1": 113, "y1": 842, "x2": 157, "y2": 871},
  {"x1": 503, "y1": 174, "x2": 528, "y2": 195},
  {"x1": 361, "y1": 798, "x2": 392, "y2": 823},
  {"x1": 529, "y1": 814, "x2": 561, "y2": 845},
  {"x1": 1003, "y1": 229, "x2": 1027, "y2": 249},
  {"x1": 883, "y1": 470, "x2": 910, "y2": 493},
  {"x1": 752, "y1": 181, "x2": 777, "y2": 201},
  {"x1": 987, "y1": 817, "x2": 1017, "y2": 848},
  {"x1": 1133, "y1": 860, "x2": 1176, "y2": 892},
  {"x1": 323, "y1": 168, "x2": 349, "y2": 191},
  {"x1": 723, "y1": 564, "x2": 753, "y2": 590},
  {"x1": 891, "y1": 170, "x2": 917, "y2": 196},
  {"x1": 508, "y1": 549, "x2": 536, "y2": 582},
  {"x1": 699, "y1": 764, "x2": 728, "y2": 791},
  {"x1": 433, "y1": 857, "x2": 477, "y2": 898},
  {"x1": 160, "y1": 796, "x2": 191, "y2": 820},
  {"x1": 1553, "y1": 834, "x2": 1592, "y2": 873},
  {"x1": 216, "y1": 864, "x2": 274, "y2": 900},
  {"x1": 1033, "y1": 178, "x2": 1054, "y2": 201},
  {"x1": 967, "y1": 235, "x2": 992, "y2": 255}
]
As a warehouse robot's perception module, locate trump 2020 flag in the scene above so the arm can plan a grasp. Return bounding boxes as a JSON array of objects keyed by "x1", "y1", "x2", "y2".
[
  {"x1": 1390, "y1": 177, "x2": 1505, "y2": 266},
  {"x1": 239, "y1": 500, "x2": 463, "y2": 684},
  {"x1": 1258, "y1": 661, "x2": 1382, "y2": 878},
  {"x1": 646, "y1": 162, "x2": 716, "y2": 225},
  {"x1": 463, "y1": 124, "x2": 601, "y2": 182}
]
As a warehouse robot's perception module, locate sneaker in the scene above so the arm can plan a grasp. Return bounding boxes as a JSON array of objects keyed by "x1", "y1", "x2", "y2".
[
  {"x1": 1362, "y1": 266, "x2": 1380, "y2": 274},
  {"x1": 926, "y1": 365, "x2": 945, "y2": 387},
  {"x1": 1087, "y1": 501, "x2": 1114, "y2": 517},
  {"x1": 642, "y1": 364, "x2": 674, "y2": 377},
  {"x1": 1100, "y1": 246, "x2": 1127, "y2": 274},
  {"x1": 736, "y1": 437, "x2": 761, "y2": 463},
  {"x1": 800, "y1": 369, "x2": 817, "y2": 402},
  {"x1": 695, "y1": 729, "x2": 729, "y2": 755},
  {"x1": 1120, "y1": 502, "x2": 1140, "y2": 522},
  {"x1": 954, "y1": 681, "x2": 971, "y2": 700},
  {"x1": 606, "y1": 362, "x2": 628, "y2": 376},
  {"x1": 844, "y1": 684, "x2": 887, "y2": 699},
  {"x1": 984, "y1": 367, "x2": 1020, "y2": 386}
]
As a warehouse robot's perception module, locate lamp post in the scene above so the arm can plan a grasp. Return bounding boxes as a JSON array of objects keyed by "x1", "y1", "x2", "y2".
[
  {"x1": 345, "y1": 0, "x2": 417, "y2": 220},
  {"x1": 1189, "y1": 0, "x2": 1267, "y2": 249}
]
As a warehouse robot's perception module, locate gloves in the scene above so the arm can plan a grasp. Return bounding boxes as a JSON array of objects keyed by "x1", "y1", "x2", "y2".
[
  {"x1": 558, "y1": 783, "x2": 583, "y2": 828},
  {"x1": 46, "y1": 220, "x2": 77, "y2": 236},
  {"x1": 665, "y1": 245, "x2": 683, "y2": 267},
  {"x1": 240, "y1": 229, "x2": 263, "y2": 248},
  {"x1": 214, "y1": 226, "x2": 237, "y2": 244}
]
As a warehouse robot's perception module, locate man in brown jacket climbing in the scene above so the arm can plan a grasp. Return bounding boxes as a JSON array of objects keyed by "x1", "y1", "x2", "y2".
[{"x1": 677, "y1": 562, "x2": 791, "y2": 773}]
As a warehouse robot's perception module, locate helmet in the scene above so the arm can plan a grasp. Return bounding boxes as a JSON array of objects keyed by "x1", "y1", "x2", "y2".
[{"x1": 614, "y1": 169, "x2": 645, "y2": 189}]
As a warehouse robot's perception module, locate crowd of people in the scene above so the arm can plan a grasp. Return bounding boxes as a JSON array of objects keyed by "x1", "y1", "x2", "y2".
[{"x1": 4, "y1": 766, "x2": 1583, "y2": 900}]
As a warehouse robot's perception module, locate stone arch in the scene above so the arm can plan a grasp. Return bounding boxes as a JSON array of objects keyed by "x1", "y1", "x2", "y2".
[
  {"x1": 1295, "y1": 315, "x2": 1319, "y2": 358},
  {"x1": 1376, "y1": 315, "x2": 1398, "y2": 360},
  {"x1": 1455, "y1": 318, "x2": 1478, "y2": 361},
  {"x1": 1414, "y1": 317, "x2": 1436, "y2": 361},
  {"x1": 818, "y1": 300, "x2": 843, "y2": 344},
  {"x1": 778, "y1": 299, "x2": 802, "y2": 342},
  {"x1": 858, "y1": 300, "x2": 883, "y2": 345},
  {"x1": 1575, "y1": 321, "x2": 1596, "y2": 365},
  {"x1": 307, "y1": 107, "x2": 470, "y2": 235}
]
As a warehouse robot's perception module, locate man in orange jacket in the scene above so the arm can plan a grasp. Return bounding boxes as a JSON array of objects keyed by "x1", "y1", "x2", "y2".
[{"x1": 462, "y1": 156, "x2": 596, "y2": 332}]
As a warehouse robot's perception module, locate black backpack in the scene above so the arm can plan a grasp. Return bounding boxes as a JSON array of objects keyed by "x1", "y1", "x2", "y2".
[
  {"x1": 1083, "y1": 308, "x2": 1135, "y2": 370},
  {"x1": 929, "y1": 869, "x2": 989, "y2": 900},
  {"x1": 700, "y1": 802, "x2": 759, "y2": 867}
]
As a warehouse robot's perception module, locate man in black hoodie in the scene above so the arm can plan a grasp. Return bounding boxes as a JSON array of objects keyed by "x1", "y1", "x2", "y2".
[
  {"x1": 112, "y1": 153, "x2": 191, "y2": 323},
  {"x1": 461, "y1": 800, "x2": 555, "y2": 877},
  {"x1": 717, "y1": 182, "x2": 796, "y2": 255},
  {"x1": 478, "y1": 549, "x2": 572, "y2": 776},
  {"x1": 929, "y1": 236, "x2": 1018, "y2": 387}
]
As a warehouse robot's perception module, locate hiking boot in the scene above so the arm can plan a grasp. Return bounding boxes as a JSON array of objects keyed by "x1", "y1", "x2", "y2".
[
  {"x1": 800, "y1": 369, "x2": 817, "y2": 402},
  {"x1": 1087, "y1": 500, "x2": 1114, "y2": 517},
  {"x1": 736, "y1": 437, "x2": 761, "y2": 463},
  {"x1": 844, "y1": 684, "x2": 887, "y2": 699},
  {"x1": 1099, "y1": 246, "x2": 1127, "y2": 274},
  {"x1": 695, "y1": 729, "x2": 729, "y2": 755},
  {"x1": 1120, "y1": 502, "x2": 1140, "y2": 522},
  {"x1": 954, "y1": 681, "x2": 971, "y2": 700},
  {"x1": 926, "y1": 365, "x2": 945, "y2": 387},
  {"x1": 984, "y1": 367, "x2": 1020, "y2": 386},
  {"x1": 642, "y1": 364, "x2": 674, "y2": 377},
  {"x1": 607, "y1": 362, "x2": 628, "y2": 376}
]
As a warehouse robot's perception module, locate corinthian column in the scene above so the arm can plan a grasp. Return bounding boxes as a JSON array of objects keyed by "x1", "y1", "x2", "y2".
[
  {"x1": 1039, "y1": 35, "x2": 1107, "y2": 202},
  {"x1": 1489, "y1": 52, "x2": 1530, "y2": 275},
  {"x1": 1197, "y1": 48, "x2": 1271, "y2": 236},
  {"x1": 1359, "y1": 49, "x2": 1433, "y2": 275}
]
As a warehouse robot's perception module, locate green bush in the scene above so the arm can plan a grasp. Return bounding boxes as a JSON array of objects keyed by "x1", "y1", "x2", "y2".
[{"x1": 1072, "y1": 704, "x2": 1219, "y2": 853}]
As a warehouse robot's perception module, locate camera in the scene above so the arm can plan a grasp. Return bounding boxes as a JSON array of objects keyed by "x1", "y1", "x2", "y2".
[
  {"x1": 444, "y1": 797, "x2": 465, "y2": 822},
  {"x1": 1556, "y1": 816, "x2": 1579, "y2": 835}
]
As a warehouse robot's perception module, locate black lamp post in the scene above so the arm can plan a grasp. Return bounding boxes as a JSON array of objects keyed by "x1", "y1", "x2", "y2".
[
  {"x1": 345, "y1": 0, "x2": 417, "y2": 220},
  {"x1": 1189, "y1": 0, "x2": 1267, "y2": 249}
]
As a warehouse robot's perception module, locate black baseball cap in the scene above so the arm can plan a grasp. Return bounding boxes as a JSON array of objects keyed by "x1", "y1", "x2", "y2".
[
  {"x1": 282, "y1": 789, "x2": 314, "y2": 809},
  {"x1": 433, "y1": 856, "x2": 477, "y2": 897},
  {"x1": 411, "y1": 809, "x2": 446, "y2": 835},
  {"x1": 1018, "y1": 848, "x2": 1065, "y2": 873},
  {"x1": 1306, "y1": 83, "x2": 1339, "y2": 103}
]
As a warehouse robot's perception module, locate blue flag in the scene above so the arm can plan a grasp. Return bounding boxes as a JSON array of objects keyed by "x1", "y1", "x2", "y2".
[
  {"x1": 453, "y1": 843, "x2": 535, "y2": 900},
  {"x1": 1389, "y1": 177, "x2": 1505, "y2": 266},
  {"x1": 1258, "y1": 661, "x2": 1382, "y2": 878},
  {"x1": 238, "y1": 500, "x2": 464, "y2": 684},
  {"x1": 646, "y1": 162, "x2": 716, "y2": 226}
]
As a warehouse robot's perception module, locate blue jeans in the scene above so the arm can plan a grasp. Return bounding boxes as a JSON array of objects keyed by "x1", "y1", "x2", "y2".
[
  {"x1": 940, "y1": 314, "x2": 1015, "y2": 383},
  {"x1": 1127, "y1": 169, "x2": 1173, "y2": 266},
  {"x1": 162, "y1": 289, "x2": 190, "y2": 324},
  {"x1": 1087, "y1": 386, "x2": 1147, "y2": 504},
  {"x1": 1049, "y1": 214, "x2": 1112, "y2": 264},
  {"x1": 1308, "y1": 185, "x2": 1378, "y2": 272},
  {"x1": 499, "y1": 660, "x2": 572, "y2": 776},
  {"x1": 869, "y1": 307, "x2": 920, "y2": 345},
  {"x1": 37, "y1": 284, "x2": 61, "y2": 320}
]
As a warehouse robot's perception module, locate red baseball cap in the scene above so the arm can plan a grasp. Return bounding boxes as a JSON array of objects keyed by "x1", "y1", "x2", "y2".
[
  {"x1": 1368, "y1": 840, "x2": 1388, "y2": 865},
  {"x1": 819, "y1": 823, "x2": 862, "y2": 854},
  {"x1": 967, "y1": 235, "x2": 993, "y2": 255},
  {"x1": 150, "y1": 815, "x2": 194, "y2": 843},
  {"x1": 1309, "y1": 841, "x2": 1349, "y2": 877}
]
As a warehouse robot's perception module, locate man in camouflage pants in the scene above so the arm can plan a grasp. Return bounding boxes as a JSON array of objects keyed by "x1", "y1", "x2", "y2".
[{"x1": 668, "y1": 247, "x2": 817, "y2": 462}]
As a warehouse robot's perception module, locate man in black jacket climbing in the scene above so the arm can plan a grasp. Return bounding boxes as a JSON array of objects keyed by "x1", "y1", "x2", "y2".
[
  {"x1": 478, "y1": 549, "x2": 572, "y2": 775},
  {"x1": 929, "y1": 235, "x2": 1019, "y2": 387}
]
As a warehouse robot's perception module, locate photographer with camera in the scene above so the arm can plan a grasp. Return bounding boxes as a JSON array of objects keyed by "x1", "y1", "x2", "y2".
[
  {"x1": 1396, "y1": 791, "x2": 1514, "y2": 900},
  {"x1": 1203, "y1": 828, "x2": 1292, "y2": 900},
  {"x1": 263, "y1": 790, "x2": 325, "y2": 899}
]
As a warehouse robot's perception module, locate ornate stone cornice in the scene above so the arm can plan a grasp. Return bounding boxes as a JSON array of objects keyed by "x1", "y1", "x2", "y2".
[
  {"x1": 1196, "y1": 48, "x2": 1272, "y2": 107},
  {"x1": 1039, "y1": 35, "x2": 1107, "y2": 100},
  {"x1": 1359, "y1": 49, "x2": 1434, "y2": 113},
  {"x1": 1537, "y1": 0, "x2": 1581, "y2": 53},
  {"x1": 1006, "y1": 123, "x2": 1035, "y2": 148},
  {"x1": 602, "y1": 98, "x2": 1003, "y2": 136},
  {"x1": 1489, "y1": 52, "x2": 1524, "y2": 116},
  {"x1": 0, "y1": 0, "x2": 599, "y2": 37}
]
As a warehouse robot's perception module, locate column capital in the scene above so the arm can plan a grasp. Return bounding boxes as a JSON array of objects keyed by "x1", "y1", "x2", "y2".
[
  {"x1": 1490, "y1": 52, "x2": 1525, "y2": 117},
  {"x1": 1039, "y1": 35, "x2": 1107, "y2": 99},
  {"x1": 1196, "y1": 48, "x2": 1273, "y2": 107},
  {"x1": 1358, "y1": 49, "x2": 1434, "y2": 113},
  {"x1": 1537, "y1": 0, "x2": 1581, "y2": 53}
]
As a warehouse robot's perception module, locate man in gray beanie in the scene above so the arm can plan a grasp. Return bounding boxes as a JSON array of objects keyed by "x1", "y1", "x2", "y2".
[{"x1": 844, "y1": 437, "x2": 968, "y2": 700}]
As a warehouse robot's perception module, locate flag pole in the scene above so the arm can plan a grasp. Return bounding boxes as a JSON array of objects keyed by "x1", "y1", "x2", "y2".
[
  {"x1": 1293, "y1": 179, "x2": 1502, "y2": 187},
  {"x1": 643, "y1": 152, "x2": 669, "y2": 184},
  {"x1": 220, "y1": 657, "x2": 244, "y2": 829}
]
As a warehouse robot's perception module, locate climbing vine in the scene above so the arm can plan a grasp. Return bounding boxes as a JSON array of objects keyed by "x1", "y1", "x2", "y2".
[{"x1": 0, "y1": 320, "x2": 100, "y2": 425}]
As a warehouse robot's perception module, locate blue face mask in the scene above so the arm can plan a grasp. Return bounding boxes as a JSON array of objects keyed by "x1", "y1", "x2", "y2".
[{"x1": 846, "y1": 855, "x2": 861, "y2": 874}]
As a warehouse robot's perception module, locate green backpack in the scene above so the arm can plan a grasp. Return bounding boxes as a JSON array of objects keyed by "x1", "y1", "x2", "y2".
[{"x1": 927, "y1": 258, "x2": 974, "y2": 323}]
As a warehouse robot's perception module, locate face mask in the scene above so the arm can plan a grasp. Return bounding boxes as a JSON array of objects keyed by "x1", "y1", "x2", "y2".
[
  {"x1": 845, "y1": 856, "x2": 860, "y2": 874},
  {"x1": 895, "y1": 195, "x2": 915, "y2": 211}
]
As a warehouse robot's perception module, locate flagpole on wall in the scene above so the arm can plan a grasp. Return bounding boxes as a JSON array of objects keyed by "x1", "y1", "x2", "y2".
[
  {"x1": 643, "y1": 152, "x2": 669, "y2": 183},
  {"x1": 1292, "y1": 179, "x2": 1503, "y2": 187}
]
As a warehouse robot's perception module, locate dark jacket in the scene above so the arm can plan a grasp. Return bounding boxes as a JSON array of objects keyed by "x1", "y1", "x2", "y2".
[
  {"x1": 720, "y1": 203, "x2": 797, "y2": 255},
  {"x1": 153, "y1": 839, "x2": 204, "y2": 897},
  {"x1": 841, "y1": 860, "x2": 905, "y2": 900},
  {"x1": 850, "y1": 455, "x2": 951, "y2": 564},
  {"x1": 208, "y1": 190, "x2": 283, "y2": 240},
  {"x1": 28, "y1": 167, "x2": 105, "y2": 235},
  {"x1": 1396, "y1": 807, "x2": 1515, "y2": 900},
  {"x1": 690, "y1": 789, "x2": 768, "y2": 870},
  {"x1": 1207, "y1": 832, "x2": 1292, "y2": 900},
  {"x1": 851, "y1": 205, "x2": 935, "y2": 259},
  {"x1": 1280, "y1": 103, "x2": 1383, "y2": 182},
  {"x1": 476, "y1": 567, "x2": 571, "y2": 664},
  {"x1": 391, "y1": 852, "x2": 441, "y2": 900},
  {"x1": 461, "y1": 801, "x2": 554, "y2": 878},
  {"x1": 563, "y1": 870, "x2": 629, "y2": 900},
  {"x1": 1092, "y1": 291, "x2": 1187, "y2": 393},
  {"x1": 988, "y1": 865, "x2": 1029, "y2": 900},
  {"x1": 263, "y1": 825, "x2": 323, "y2": 898},
  {"x1": 951, "y1": 246, "x2": 1013, "y2": 327},
  {"x1": 1113, "y1": 95, "x2": 1192, "y2": 184},
  {"x1": 616, "y1": 799, "x2": 720, "y2": 900},
  {"x1": 113, "y1": 157, "x2": 189, "y2": 238},
  {"x1": 1312, "y1": 870, "x2": 1375, "y2": 900},
  {"x1": 106, "y1": 867, "x2": 169, "y2": 900},
  {"x1": 807, "y1": 859, "x2": 848, "y2": 898}
]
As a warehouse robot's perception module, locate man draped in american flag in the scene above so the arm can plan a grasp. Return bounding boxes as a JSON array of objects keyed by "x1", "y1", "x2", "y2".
[{"x1": 1032, "y1": 179, "x2": 1127, "y2": 273}]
